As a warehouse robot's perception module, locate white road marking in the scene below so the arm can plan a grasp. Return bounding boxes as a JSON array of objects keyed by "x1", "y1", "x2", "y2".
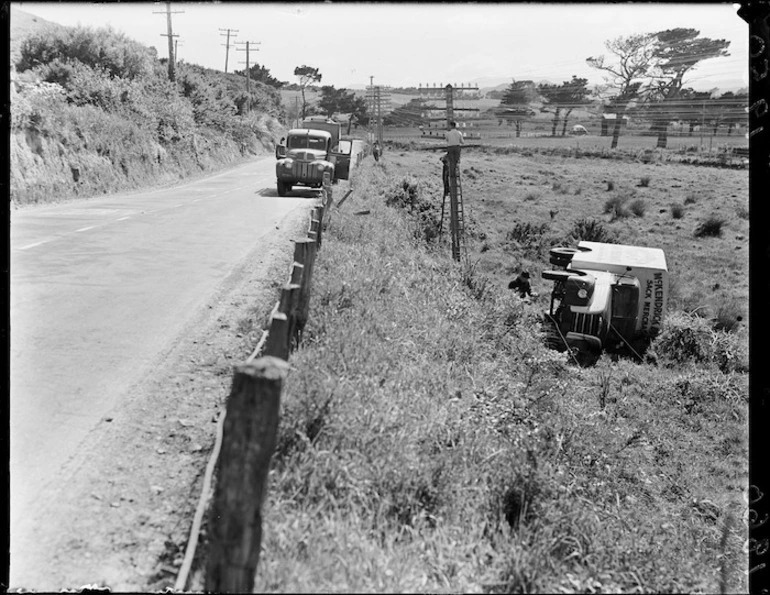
[
  {"x1": 75, "y1": 226, "x2": 95, "y2": 232},
  {"x1": 116, "y1": 217, "x2": 130, "y2": 221},
  {"x1": 18, "y1": 240, "x2": 51, "y2": 251}
]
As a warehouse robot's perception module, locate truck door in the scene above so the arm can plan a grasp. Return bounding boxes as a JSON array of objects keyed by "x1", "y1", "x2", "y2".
[{"x1": 330, "y1": 139, "x2": 353, "y2": 181}]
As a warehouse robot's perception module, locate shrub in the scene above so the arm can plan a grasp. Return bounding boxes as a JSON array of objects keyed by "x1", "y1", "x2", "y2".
[
  {"x1": 671, "y1": 203, "x2": 685, "y2": 219},
  {"x1": 640, "y1": 176, "x2": 651, "y2": 187},
  {"x1": 564, "y1": 218, "x2": 616, "y2": 244},
  {"x1": 604, "y1": 195, "x2": 630, "y2": 220},
  {"x1": 648, "y1": 312, "x2": 748, "y2": 373},
  {"x1": 629, "y1": 199, "x2": 646, "y2": 217},
  {"x1": 684, "y1": 192, "x2": 698, "y2": 205},
  {"x1": 506, "y1": 221, "x2": 550, "y2": 251},
  {"x1": 713, "y1": 300, "x2": 744, "y2": 333},
  {"x1": 606, "y1": 180, "x2": 615, "y2": 191},
  {"x1": 649, "y1": 312, "x2": 714, "y2": 366},
  {"x1": 17, "y1": 25, "x2": 154, "y2": 79},
  {"x1": 384, "y1": 176, "x2": 441, "y2": 243},
  {"x1": 694, "y1": 215, "x2": 725, "y2": 238}
]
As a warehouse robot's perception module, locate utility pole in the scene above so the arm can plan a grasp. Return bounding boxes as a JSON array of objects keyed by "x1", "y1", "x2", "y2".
[
  {"x1": 219, "y1": 28, "x2": 239, "y2": 73},
  {"x1": 235, "y1": 40, "x2": 261, "y2": 112},
  {"x1": 419, "y1": 83, "x2": 479, "y2": 262},
  {"x1": 154, "y1": 2, "x2": 183, "y2": 82},
  {"x1": 174, "y1": 39, "x2": 183, "y2": 62},
  {"x1": 366, "y1": 81, "x2": 391, "y2": 145}
]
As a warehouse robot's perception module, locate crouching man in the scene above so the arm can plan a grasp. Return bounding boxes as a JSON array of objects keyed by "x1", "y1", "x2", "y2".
[{"x1": 508, "y1": 271, "x2": 538, "y2": 299}]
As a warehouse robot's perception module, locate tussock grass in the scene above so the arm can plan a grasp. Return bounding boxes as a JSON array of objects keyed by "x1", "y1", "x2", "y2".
[
  {"x1": 671, "y1": 203, "x2": 685, "y2": 219},
  {"x1": 254, "y1": 159, "x2": 747, "y2": 594},
  {"x1": 629, "y1": 198, "x2": 647, "y2": 217},
  {"x1": 694, "y1": 214, "x2": 726, "y2": 238},
  {"x1": 564, "y1": 217, "x2": 617, "y2": 244},
  {"x1": 505, "y1": 221, "x2": 551, "y2": 255},
  {"x1": 604, "y1": 193, "x2": 632, "y2": 220}
]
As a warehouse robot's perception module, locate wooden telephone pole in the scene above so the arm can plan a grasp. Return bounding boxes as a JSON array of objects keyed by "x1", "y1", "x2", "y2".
[
  {"x1": 219, "y1": 27, "x2": 239, "y2": 73},
  {"x1": 366, "y1": 81, "x2": 391, "y2": 145},
  {"x1": 235, "y1": 40, "x2": 261, "y2": 112},
  {"x1": 419, "y1": 83, "x2": 479, "y2": 261},
  {"x1": 154, "y1": 2, "x2": 184, "y2": 82}
]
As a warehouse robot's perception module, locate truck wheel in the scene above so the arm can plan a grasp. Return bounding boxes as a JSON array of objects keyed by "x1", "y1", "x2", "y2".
[
  {"x1": 277, "y1": 181, "x2": 292, "y2": 197},
  {"x1": 549, "y1": 247, "x2": 579, "y2": 268}
]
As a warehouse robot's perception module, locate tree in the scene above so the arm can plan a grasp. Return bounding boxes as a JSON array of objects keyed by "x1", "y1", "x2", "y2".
[
  {"x1": 646, "y1": 28, "x2": 730, "y2": 148},
  {"x1": 498, "y1": 79, "x2": 537, "y2": 137},
  {"x1": 538, "y1": 76, "x2": 591, "y2": 137},
  {"x1": 234, "y1": 63, "x2": 284, "y2": 88},
  {"x1": 293, "y1": 65, "x2": 321, "y2": 120},
  {"x1": 587, "y1": 34, "x2": 657, "y2": 148},
  {"x1": 318, "y1": 85, "x2": 357, "y2": 119},
  {"x1": 349, "y1": 96, "x2": 369, "y2": 131}
]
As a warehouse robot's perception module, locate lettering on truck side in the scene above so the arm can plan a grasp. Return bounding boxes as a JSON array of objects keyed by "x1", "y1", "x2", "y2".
[
  {"x1": 651, "y1": 272, "x2": 664, "y2": 332},
  {"x1": 641, "y1": 279, "x2": 653, "y2": 330}
]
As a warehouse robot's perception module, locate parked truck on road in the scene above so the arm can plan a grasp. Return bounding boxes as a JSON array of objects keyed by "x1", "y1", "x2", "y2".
[
  {"x1": 275, "y1": 117, "x2": 353, "y2": 196},
  {"x1": 542, "y1": 241, "x2": 669, "y2": 356}
]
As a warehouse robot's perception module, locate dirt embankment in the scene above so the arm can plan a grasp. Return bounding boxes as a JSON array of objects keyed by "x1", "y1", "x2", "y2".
[{"x1": 10, "y1": 99, "x2": 286, "y2": 209}]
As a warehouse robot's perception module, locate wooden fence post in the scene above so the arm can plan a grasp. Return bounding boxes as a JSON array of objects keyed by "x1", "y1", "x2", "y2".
[
  {"x1": 205, "y1": 356, "x2": 290, "y2": 593},
  {"x1": 308, "y1": 217, "x2": 320, "y2": 246},
  {"x1": 263, "y1": 304, "x2": 289, "y2": 360},
  {"x1": 290, "y1": 262, "x2": 304, "y2": 286},
  {"x1": 278, "y1": 283, "x2": 301, "y2": 350},
  {"x1": 292, "y1": 239, "x2": 317, "y2": 334}
]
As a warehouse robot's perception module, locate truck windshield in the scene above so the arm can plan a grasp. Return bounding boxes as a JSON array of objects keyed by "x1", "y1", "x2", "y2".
[{"x1": 288, "y1": 135, "x2": 327, "y2": 151}]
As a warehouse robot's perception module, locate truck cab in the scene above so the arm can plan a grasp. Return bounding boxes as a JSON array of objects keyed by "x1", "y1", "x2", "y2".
[
  {"x1": 274, "y1": 118, "x2": 353, "y2": 196},
  {"x1": 543, "y1": 241, "x2": 668, "y2": 355}
]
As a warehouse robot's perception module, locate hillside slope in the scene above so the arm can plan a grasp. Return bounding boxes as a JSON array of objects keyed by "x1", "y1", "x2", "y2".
[{"x1": 10, "y1": 6, "x2": 286, "y2": 207}]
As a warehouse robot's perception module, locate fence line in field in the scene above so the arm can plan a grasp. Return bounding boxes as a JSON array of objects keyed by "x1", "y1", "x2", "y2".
[{"x1": 173, "y1": 169, "x2": 337, "y2": 593}]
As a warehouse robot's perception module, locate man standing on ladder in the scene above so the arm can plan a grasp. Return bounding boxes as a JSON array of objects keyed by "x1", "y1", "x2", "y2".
[{"x1": 445, "y1": 120, "x2": 464, "y2": 165}]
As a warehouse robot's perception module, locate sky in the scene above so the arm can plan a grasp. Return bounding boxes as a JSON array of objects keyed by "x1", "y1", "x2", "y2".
[{"x1": 13, "y1": 2, "x2": 748, "y2": 92}]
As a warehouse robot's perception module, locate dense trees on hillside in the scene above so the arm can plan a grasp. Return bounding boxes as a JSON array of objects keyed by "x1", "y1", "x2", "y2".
[
  {"x1": 13, "y1": 25, "x2": 283, "y2": 146},
  {"x1": 233, "y1": 62, "x2": 285, "y2": 88},
  {"x1": 11, "y1": 23, "x2": 286, "y2": 203},
  {"x1": 17, "y1": 24, "x2": 154, "y2": 79}
]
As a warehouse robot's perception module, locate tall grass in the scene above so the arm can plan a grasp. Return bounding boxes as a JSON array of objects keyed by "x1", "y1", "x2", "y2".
[{"x1": 253, "y1": 159, "x2": 747, "y2": 593}]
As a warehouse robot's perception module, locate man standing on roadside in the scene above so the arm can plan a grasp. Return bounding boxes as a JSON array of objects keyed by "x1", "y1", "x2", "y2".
[{"x1": 445, "y1": 120, "x2": 464, "y2": 165}]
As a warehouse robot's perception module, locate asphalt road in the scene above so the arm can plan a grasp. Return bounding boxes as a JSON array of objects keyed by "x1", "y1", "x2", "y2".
[{"x1": 9, "y1": 156, "x2": 315, "y2": 580}]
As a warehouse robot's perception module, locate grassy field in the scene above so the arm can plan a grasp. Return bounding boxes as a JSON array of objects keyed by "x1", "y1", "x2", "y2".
[{"x1": 253, "y1": 148, "x2": 748, "y2": 593}]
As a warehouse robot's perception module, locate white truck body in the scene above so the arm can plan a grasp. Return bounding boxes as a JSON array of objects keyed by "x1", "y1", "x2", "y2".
[{"x1": 568, "y1": 241, "x2": 668, "y2": 337}]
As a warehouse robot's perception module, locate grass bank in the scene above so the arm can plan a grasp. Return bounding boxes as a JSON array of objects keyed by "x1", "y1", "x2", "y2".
[{"x1": 254, "y1": 157, "x2": 747, "y2": 593}]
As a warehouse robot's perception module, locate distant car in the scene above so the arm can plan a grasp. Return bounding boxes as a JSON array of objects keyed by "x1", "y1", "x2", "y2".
[{"x1": 571, "y1": 125, "x2": 588, "y2": 136}]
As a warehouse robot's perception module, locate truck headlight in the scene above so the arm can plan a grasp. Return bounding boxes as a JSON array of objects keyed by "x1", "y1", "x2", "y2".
[{"x1": 283, "y1": 159, "x2": 294, "y2": 168}]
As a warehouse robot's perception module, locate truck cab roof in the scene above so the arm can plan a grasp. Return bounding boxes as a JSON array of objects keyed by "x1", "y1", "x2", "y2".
[{"x1": 287, "y1": 129, "x2": 332, "y2": 138}]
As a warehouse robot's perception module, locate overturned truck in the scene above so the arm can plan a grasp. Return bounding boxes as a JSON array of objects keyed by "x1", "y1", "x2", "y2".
[{"x1": 542, "y1": 241, "x2": 668, "y2": 356}]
